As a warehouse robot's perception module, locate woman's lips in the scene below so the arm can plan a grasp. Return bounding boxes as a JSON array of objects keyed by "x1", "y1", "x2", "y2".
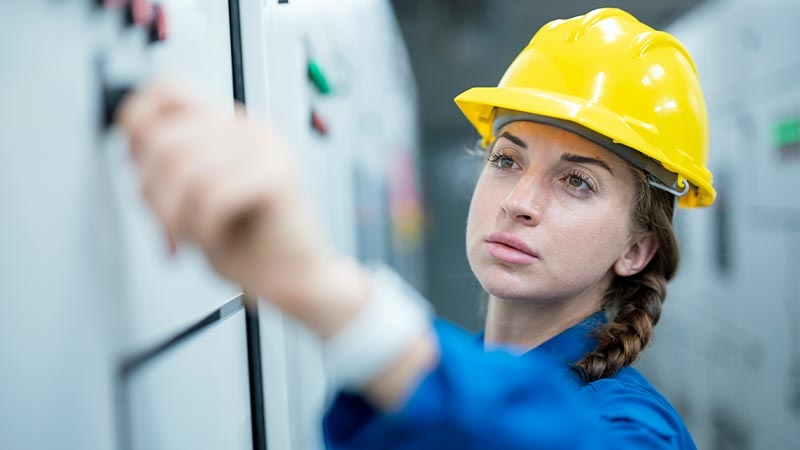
[{"x1": 485, "y1": 232, "x2": 538, "y2": 265}]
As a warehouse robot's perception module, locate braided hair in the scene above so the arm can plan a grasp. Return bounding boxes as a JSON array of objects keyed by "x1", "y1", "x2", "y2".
[{"x1": 573, "y1": 168, "x2": 680, "y2": 382}]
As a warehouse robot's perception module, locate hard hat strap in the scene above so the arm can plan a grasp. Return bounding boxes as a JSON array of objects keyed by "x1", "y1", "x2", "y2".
[{"x1": 646, "y1": 174, "x2": 690, "y2": 197}]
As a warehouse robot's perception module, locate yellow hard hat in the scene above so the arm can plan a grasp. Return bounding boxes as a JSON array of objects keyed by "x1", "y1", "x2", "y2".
[{"x1": 454, "y1": 8, "x2": 715, "y2": 208}]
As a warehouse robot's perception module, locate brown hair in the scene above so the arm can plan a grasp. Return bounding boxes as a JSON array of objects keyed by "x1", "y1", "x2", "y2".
[{"x1": 573, "y1": 168, "x2": 679, "y2": 382}]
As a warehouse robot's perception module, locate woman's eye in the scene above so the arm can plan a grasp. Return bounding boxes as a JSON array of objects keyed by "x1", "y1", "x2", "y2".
[
  {"x1": 488, "y1": 151, "x2": 519, "y2": 170},
  {"x1": 564, "y1": 172, "x2": 596, "y2": 194},
  {"x1": 567, "y1": 175, "x2": 588, "y2": 189},
  {"x1": 497, "y1": 156, "x2": 516, "y2": 169}
]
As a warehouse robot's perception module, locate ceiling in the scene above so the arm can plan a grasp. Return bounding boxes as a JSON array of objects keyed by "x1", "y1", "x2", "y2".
[{"x1": 390, "y1": 0, "x2": 706, "y2": 136}]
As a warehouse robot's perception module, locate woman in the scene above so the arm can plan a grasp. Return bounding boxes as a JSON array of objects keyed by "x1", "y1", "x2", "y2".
[{"x1": 119, "y1": 8, "x2": 714, "y2": 449}]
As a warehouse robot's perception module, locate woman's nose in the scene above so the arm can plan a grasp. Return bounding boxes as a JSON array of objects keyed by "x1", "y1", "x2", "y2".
[{"x1": 501, "y1": 175, "x2": 544, "y2": 226}]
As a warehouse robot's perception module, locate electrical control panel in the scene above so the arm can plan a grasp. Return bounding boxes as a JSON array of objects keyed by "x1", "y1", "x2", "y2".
[{"x1": 0, "y1": 1, "x2": 419, "y2": 450}]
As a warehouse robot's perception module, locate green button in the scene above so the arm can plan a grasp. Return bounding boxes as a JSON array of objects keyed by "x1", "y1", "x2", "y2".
[
  {"x1": 774, "y1": 118, "x2": 800, "y2": 148},
  {"x1": 308, "y1": 61, "x2": 332, "y2": 94}
]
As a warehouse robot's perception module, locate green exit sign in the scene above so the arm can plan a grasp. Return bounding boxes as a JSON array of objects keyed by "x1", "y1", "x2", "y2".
[{"x1": 773, "y1": 117, "x2": 800, "y2": 148}]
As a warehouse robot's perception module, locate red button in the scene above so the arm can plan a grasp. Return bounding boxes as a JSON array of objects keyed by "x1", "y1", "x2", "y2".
[
  {"x1": 127, "y1": 0, "x2": 154, "y2": 27},
  {"x1": 148, "y1": 4, "x2": 168, "y2": 42},
  {"x1": 98, "y1": 0, "x2": 126, "y2": 8},
  {"x1": 311, "y1": 111, "x2": 329, "y2": 136}
]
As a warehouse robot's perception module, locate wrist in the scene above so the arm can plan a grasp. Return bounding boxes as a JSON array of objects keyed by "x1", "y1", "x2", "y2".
[
  {"x1": 290, "y1": 256, "x2": 372, "y2": 338},
  {"x1": 322, "y1": 263, "x2": 433, "y2": 391}
]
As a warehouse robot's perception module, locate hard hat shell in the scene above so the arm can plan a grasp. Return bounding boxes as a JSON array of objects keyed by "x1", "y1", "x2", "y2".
[{"x1": 454, "y1": 8, "x2": 715, "y2": 208}]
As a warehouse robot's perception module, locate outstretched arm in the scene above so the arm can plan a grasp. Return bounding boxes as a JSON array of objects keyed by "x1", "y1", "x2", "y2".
[{"x1": 118, "y1": 79, "x2": 439, "y2": 410}]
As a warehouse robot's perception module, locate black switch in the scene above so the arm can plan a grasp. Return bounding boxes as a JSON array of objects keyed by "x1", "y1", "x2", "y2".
[{"x1": 102, "y1": 85, "x2": 133, "y2": 129}]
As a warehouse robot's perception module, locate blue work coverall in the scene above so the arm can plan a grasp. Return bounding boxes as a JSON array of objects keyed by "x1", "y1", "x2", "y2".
[{"x1": 323, "y1": 312, "x2": 696, "y2": 449}]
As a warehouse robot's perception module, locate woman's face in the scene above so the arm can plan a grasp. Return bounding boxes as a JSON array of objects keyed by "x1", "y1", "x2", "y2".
[{"x1": 466, "y1": 121, "x2": 639, "y2": 304}]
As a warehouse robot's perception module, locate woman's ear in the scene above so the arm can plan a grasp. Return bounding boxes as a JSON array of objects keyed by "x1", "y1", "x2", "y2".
[{"x1": 614, "y1": 234, "x2": 658, "y2": 277}]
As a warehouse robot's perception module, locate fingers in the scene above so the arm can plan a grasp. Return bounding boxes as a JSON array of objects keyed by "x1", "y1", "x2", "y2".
[
  {"x1": 118, "y1": 79, "x2": 301, "y2": 280},
  {"x1": 136, "y1": 116, "x2": 204, "y2": 243},
  {"x1": 116, "y1": 78, "x2": 209, "y2": 155},
  {"x1": 117, "y1": 79, "x2": 343, "y2": 315},
  {"x1": 190, "y1": 166, "x2": 272, "y2": 250},
  {"x1": 131, "y1": 106, "x2": 275, "y2": 256},
  {"x1": 118, "y1": 79, "x2": 235, "y2": 248},
  {"x1": 136, "y1": 116, "x2": 226, "y2": 245}
]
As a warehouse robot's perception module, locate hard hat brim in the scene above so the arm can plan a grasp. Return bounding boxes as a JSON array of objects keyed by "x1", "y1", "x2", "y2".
[{"x1": 454, "y1": 86, "x2": 715, "y2": 208}]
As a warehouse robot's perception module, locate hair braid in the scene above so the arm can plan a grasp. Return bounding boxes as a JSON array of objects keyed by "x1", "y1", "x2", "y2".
[{"x1": 574, "y1": 170, "x2": 679, "y2": 382}]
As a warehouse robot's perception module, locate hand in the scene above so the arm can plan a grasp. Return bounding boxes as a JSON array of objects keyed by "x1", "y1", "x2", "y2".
[
  {"x1": 117, "y1": 79, "x2": 368, "y2": 335},
  {"x1": 118, "y1": 80, "x2": 438, "y2": 406}
]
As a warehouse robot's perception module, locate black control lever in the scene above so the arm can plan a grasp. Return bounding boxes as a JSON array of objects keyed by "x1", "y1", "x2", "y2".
[{"x1": 102, "y1": 85, "x2": 133, "y2": 129}]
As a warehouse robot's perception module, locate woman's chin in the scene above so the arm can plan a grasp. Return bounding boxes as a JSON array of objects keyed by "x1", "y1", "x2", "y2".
[{"x1": 478, "y1": 273, "x2": 538, "y2": 302}]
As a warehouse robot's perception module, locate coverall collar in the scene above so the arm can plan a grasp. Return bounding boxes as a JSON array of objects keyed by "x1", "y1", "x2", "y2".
[{"x1": 525, "y1": 310, "x2": 606, "y2": 367}]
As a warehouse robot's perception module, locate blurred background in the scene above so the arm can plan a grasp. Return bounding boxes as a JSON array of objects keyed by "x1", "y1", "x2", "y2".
[{"x1": 2, "y1": 0, "x2": 798, "y2": 449}]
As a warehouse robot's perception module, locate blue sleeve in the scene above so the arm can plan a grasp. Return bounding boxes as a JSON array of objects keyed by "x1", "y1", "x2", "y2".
[{"x1": 323, "y1": 320, "x2": 687, "y2": 450}]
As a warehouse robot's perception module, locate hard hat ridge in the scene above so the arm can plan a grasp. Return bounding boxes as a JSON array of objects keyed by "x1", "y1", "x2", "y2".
[{"x1": 564, "y1": 7, "x2": 640, "y2": 42}]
